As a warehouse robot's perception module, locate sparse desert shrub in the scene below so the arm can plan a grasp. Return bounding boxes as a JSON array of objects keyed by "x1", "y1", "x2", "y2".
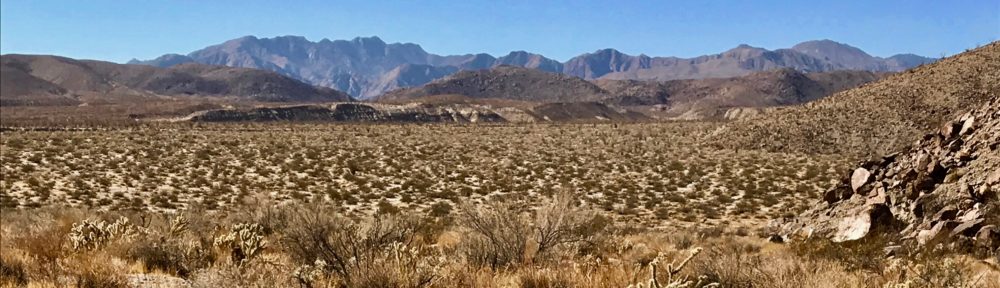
[
  {"x1": 428, "y1": 201, "x2": 453, "y2": 217},
  {"x1": 519, "y1": 268, "x2": 575, "y2": 288},
  {"x1": 126, "y1": 238, "x2": 213, "y2": 278},
  {"x1": 457, "y1": 199, "x2": 531, "y2": 268},
  {"x1": 533, "y1": 191, "x2": 608, "y2": 257},
  {"x1": 283, "y1": 207, "x2": 438, "y2": 287},
  {"x1": 0, "y1": 257, "x2": 28, "y2": 287},
  {"x1": 789, "y1": 236, "x2": 889, "y2": 272},
  {"x1": 75, "y1": 270, "x2": 129, "y2": 288},
  {"x1": 628, "y1": 247, "x2": 718, "y2": 288}
]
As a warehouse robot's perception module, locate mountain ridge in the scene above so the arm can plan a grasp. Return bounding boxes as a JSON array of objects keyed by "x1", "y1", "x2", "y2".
[
  {"x1": 1, "y1": 54, "x2": 352, "y2": 106},
  {"x1": 131, "y1": 35, "x2": 936, "y2": 99}
]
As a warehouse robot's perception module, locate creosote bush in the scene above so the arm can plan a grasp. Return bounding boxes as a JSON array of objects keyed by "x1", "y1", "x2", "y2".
[{"x1": 458, "y1": 190, "x2": 610, "y2": 268}]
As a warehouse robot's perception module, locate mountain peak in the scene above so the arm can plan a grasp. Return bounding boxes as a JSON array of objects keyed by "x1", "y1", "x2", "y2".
[
  {"x1": 352, "y1": 36, "x2": 385, "y2": 45},
  {"x1": 593, "y1": 48, "x2": 625, "y2": 56},
  {"x1": 791, "y1": 39, "x2": 868, "y2": 56},
  {"x1": 727, "y1": 44, "x2": 764, "y2": 52},
  {"x1": 233, "y1": 35, "x2": 260, "y2": 43}
]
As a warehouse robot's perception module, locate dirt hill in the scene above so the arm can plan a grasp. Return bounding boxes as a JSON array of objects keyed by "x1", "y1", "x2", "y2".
[
  {"x1": 1, "y1": 54, "x2": 352, "y2": 106},
  {"x1": 707, "y1": 42, "x2": 1000, "y2": 157},
  {"x1": 598, "y1": 69, "x2": 883, "y2": 119}
]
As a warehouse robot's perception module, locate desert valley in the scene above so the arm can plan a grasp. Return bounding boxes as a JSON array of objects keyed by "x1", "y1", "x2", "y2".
[{"x1": 1, "y1": 9, "x2": 999, "y2": 287}]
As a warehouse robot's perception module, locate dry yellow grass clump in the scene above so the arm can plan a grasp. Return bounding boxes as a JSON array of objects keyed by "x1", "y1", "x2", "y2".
[{"x1": 1, "y1": 194, "x2": 997, "y2": 287}]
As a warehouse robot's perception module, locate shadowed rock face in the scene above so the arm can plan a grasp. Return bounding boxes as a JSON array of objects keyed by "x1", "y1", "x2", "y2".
[
  {"x1": 774, "y1": 97, "x2": 999, "y2": 251},
  {"x1": 131, "y1": 36, "x2": 935, "y2": 99}
]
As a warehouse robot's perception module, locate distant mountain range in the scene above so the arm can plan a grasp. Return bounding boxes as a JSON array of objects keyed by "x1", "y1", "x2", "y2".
[
  {"x1": 380, "y1": 65, "x2": 885, "y2": 119},
  {"x1": 130, "y1": 36, "x2": 936, "y2": 99},
  {"x1": 1, "y1": 54, "x2": 351, "y2": 106}
]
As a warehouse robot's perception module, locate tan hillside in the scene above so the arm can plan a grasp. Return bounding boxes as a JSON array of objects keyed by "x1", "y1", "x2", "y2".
[
  {"x1": 1, "y1": 54, "x2": 353, "y2": 106},
  {"x1": 597, "y1": 69, "x2": 883, "y2": 119},
  {"x1": 708, "y1": 42, "x2": 1000, "y2": 157},
  {"x1": 774, "y1": 96, "x2": 999, "y2": 253}
]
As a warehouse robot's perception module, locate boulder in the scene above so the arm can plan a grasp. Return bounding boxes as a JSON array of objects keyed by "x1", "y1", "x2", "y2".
[
  {"x1": 949, "y1": 218, "x2": 983, "y2": 237},
  {"x1": 959, "y1": 116, "x2": 976, "y2": 135},
  {"x1": 916, "y1": 221, "x2": 949, "y2": 246},
  {"x1": 851, "y1": 168, "x2": 872, "y2": 193},
  {"x1": 832, "y1": 214, "x2": 872, "y2": 242},
  {"x1": 975, "y1": 225, "x2": 998, "y2": 249}
]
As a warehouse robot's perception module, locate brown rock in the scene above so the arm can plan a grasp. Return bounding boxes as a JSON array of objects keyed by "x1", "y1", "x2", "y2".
[
  {"x1": 932, "y1": 205, "x2": 958, "y2": 221},
  {"x1": 950, "y1": 218, "x2": 983, "y2": 237},
  {"x1": 851, "y1": 168, "x2": 872, "y2": 193},
  {"x1": 823, "y1": 187, "x2": 841, "y2": 204},
  {"x1": 987, "y1": 169, "x2": 1000, "y2": 185},
  {"x1": 940, "y1": 121, "x2": 959, "y2": 139},
  {"x1": 959, "y1": 116, "x2": 976, "y2": 135},
  {"x1": 917, "y1": 221, "x2": 948, "y2": 246},
  {"x1": 883, "y1": 245, "x2": 902, "y2": 257},
  {"x1": 866, "y1": 187, "x2": 888, "y2": 206},
  {"x1": 975, "y1": 225, "x2": 998, "y2": 249}
]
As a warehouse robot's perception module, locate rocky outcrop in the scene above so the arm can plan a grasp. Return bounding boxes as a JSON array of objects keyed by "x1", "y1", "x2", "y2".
[
  {"x1": 187, "y1": 103, "x2": 508, "y2": 123},
  {"x1": 775, "y1": 97, "x2": 1000, "y2": 253}
]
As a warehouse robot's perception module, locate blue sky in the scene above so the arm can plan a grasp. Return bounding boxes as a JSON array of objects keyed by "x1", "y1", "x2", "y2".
[{"x1": 1, "y1": 0, "x2": 997, "y2": 63}]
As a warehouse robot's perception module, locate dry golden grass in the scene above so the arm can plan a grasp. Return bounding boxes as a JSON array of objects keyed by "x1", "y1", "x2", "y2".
[{"x1": 1, "y1": 200, "x2": 998, "y2": 287}]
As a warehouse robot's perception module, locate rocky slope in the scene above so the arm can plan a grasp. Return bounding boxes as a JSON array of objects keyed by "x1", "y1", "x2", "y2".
[
  {"x1": 774, "y1": 97, "x2": 999, "y2": 253},
  {"x1": 132, "y1": 36, "x2": 934, "y2": 99},
  {"x1": 707, "y1": 42, "x2": 1000, "y2": 157},
  {"x1": 2, "y1": 54, "x2": 352, "y2": 105},
  {"x1": 598, "y1": 69, "x2": 883, "y2": 119},
  {"x1": 186, "y1": 103, "x2": 505, "y2": 123},
  {"x1": 378, "y1": 66, "x2": 612, "y2": 102}
]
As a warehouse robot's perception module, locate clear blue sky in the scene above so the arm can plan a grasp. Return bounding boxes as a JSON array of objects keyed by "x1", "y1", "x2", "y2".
[{"x1": 2, "y1": 0, "x2": 997, "y2": 63}]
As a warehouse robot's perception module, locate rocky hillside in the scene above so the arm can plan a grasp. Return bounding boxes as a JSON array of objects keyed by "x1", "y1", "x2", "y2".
[
  {"x1": 1, "y1": 54, "x2": 352, "y2": 106},
  {"x1": 775, "y1": 97, "x2": 999, "y2": 253},
  {"x1": 182, "y1": 101, "x2": 644, "y2": 123},
  {"x1": 186, "y1": 103, "x2": 505, "y2": 123},
  {"x1": 598, "y1": 69, "x2": 883, "y2": 119},
  {"x1": 707, "y1": 42, "x2": 1000, "y2": 157},
  {"x1": 378, "y1": 66, "x2": 612, "y2": 102},
  {"x1": 132, "y1": 36, "x2": 934, "y2": 99}
]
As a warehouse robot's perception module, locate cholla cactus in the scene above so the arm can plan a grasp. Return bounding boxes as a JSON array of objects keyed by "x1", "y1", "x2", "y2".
[
  {"x1": 628, "y1": 247, "x2": 718, "y2": 288},
  {"x1": 69, "y1": 216, "x2": 142, "y2": 250},
  {"x1": 168, "y1": 215, "x2": 189, "y2": 237},
  {"x1": 214, "y1": 223, "x2": 267, "y2": 266},
  {"x1": 293, "y1": 259, "x2": 329, "y2": 288}
]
